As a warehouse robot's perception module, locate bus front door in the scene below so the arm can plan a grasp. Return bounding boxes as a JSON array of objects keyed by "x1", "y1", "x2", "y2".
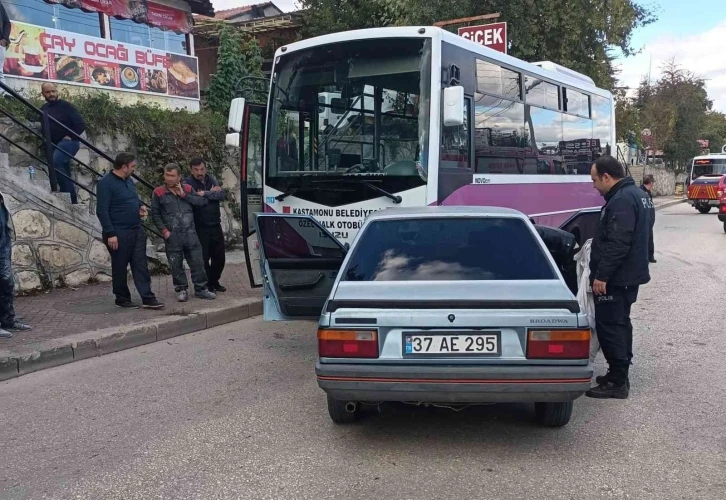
[{"x1": 228, "y1": 98, "x2": 266, "y2": 288}]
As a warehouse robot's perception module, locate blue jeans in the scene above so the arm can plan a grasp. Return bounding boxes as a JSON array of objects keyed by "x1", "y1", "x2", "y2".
[
  {"x1": 53, "y1": 139, "x2": 80, "y2": 204},
  {"x1": 0, "y1": 240, "x2": 15, "y2": 327}
]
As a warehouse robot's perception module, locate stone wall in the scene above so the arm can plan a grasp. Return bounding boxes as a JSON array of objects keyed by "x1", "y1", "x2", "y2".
[
  {"x1": 0, "y1": 155, "x2": 112, "y2": 292},
  {"x1": 1, "y1": 116, "x2": 245, "y2": 245}
]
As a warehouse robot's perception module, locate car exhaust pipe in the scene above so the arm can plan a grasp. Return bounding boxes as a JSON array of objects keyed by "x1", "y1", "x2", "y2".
[{"x1": 344, "y1": 402, "x2": 358, "y2": 413}]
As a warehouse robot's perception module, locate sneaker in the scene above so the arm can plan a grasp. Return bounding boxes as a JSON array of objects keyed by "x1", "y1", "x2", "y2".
[
  {"x1": 595, "y1": 372, "x2": 630, "y2": 390},
  {"x1": 212, "y1": 284, "x2": 227, "y2": 293},
  {"x1": 195, "y1": 289, "x2": 217, "y2": 300},
  {"x1": 115, "y1": 301, "x2": 140, "y2": 309},
  {"x1": 142, "y1": 298, "x2": 165, "y2": 309},
  {"x1": 177, "y1": 290, "x2": 189, "y2": 302},
  {"x1": 586, "y1": 381, "x2": 629, "y2": 399},
  {"x1": 649, "y1": 258, "x2": 657, "y2": 263},
  {"x1": 6, "y1": 321, "x2": 32, "y2": 332},
  {"x1": 0, "y1": 328, "x2": 12, "y2": 339}
]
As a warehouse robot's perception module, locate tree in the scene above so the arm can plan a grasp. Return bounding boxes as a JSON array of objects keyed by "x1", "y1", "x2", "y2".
[
  {"x1": 299, "y1": 0, "x2": 657, "y2": 89},
  {"x1": 614, "y1": 87, "x2": 643, "y2": 147},
  {"x1": 206, "y1": 25, "x2": 265, "y2": 115},
  {"x1": 639, "y1": 61, "x2": 711, "y2": 166},
  {"x1": 701, "y1": 111, "x2": 726, "y2": 154}
]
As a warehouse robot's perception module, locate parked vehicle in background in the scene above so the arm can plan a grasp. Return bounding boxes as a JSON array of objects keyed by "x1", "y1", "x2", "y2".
[
  {"x1": 253, "y1": 206, "x2": 592, "y2": 427},
  {"x1": 686, "y1": 154, "x2": 726, "y2": 213}
]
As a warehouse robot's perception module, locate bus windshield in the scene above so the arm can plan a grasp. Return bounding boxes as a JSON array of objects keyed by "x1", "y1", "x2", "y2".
[
  {"x1": 266, "y1": 38, "x2": 431, "y2": 203},
  {"x1": 692, "y1": 159, "x2": 726, "y2": 178}
]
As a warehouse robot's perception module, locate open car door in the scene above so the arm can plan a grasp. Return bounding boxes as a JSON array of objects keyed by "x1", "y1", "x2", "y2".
[
  {"x1": 558, "y1": 207, "x2": 601, "y2": 247},
  {"x1": 254, "y1": 214, "x2": 347, "y2": 321},
  {"x1": 228, "y1": 98, "x2": 266, "y2": 288}
]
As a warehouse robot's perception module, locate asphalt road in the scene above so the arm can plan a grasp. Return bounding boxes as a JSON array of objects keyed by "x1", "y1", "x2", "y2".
[{"x1": 1, "y1": 202, "x2": 725, "y2": 500}]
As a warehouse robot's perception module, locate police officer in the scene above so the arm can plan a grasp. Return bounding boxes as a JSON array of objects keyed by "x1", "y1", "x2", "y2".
[
  {"x1": 641, "y1": 175, "x2": 656, "y2": 263},
  {"x1": 587, "y1": 156, "x2": 651, "y2": 399}
]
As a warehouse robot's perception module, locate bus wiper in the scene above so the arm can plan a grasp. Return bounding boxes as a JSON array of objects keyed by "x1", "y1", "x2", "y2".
[
  {"x1": 313, "y1": 178, "x2": 402, "y2": 204},
  {"x1": 356, "y1": 180, "x2": 402, "y2": 204}
]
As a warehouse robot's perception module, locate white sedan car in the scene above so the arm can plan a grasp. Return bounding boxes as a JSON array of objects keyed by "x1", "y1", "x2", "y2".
[{"x1": 255, "y1": 206, "x2": 593, "y2": 427}]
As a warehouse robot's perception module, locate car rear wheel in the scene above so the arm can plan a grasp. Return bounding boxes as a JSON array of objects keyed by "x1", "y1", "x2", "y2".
[
  {"x1": 722, "y1": 221, "x2": 726, "y2": 234},
  {"x1": 327, "y1": 395, "x2": 360, "y2": 424},
  {"x1": 534, "y1": 401, "x2": 573, "y2": 427},
  {"x1": 697, "y1": 205, "x2": 712, "y2": 214}
]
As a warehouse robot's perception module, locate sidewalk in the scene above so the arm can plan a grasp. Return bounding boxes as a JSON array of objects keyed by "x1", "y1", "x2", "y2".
[
  {"x1": 1, "y1": 255, "x2": 262, "y2": 381},
  {"x1": 653, "y1": 195, "x2": 686, "y2": 210}
]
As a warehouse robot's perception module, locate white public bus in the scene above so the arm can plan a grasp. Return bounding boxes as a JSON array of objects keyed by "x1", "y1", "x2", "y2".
[{"x1": 227, "y1": 26, "x2": 615, "y2": 291}]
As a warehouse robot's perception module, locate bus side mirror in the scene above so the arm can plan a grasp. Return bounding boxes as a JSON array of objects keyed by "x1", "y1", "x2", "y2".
[
  {"x1": 228, "y1": 97, "x2": 246, "y2": 133},
  {"x1": 443, "y1": 86, "x2": 465, "y2": 127}
]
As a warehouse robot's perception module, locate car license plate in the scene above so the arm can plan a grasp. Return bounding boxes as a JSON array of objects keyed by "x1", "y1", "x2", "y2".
[
  {"x1": 699, "y1": 199, "x2": 710, "y2": 204},
  {"x1": 403, "y1": 333, "x2": 500, "y2": 356}
]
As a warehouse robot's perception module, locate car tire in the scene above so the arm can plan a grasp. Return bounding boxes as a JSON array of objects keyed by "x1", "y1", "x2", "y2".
[
  {"x1": 327, "y1": 395, "x2": 360, "y2": 424},
  {"x1": 534, "y1": 401, "x2": 573, "y2": 427},
  {"x1": 723, "y1": 221, "x2": 726, "y2": 234},
  {"x1": 697, "y1": 205, "x2": 712, "y2": 214}
]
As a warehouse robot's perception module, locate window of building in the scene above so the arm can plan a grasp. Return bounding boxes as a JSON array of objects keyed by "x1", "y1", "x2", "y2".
[
  {"x1": 525, "y1": 76, "x2": 559, "y2": 109},
  {"x1": 476, "y1": 59, "x2": 521, "y2": 100},
  {"x1": 6, "y1": 0, "x2": 102, "y2": 37},
  {"x1": 110, "y1": 17, "x2": 187, "y2": 54}
]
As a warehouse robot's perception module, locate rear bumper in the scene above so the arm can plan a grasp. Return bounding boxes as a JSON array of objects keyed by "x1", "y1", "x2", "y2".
[
  {"x1": 316, "y1": 362, "x2": 593, "y2": 403},
  {"x1": 688, "y1": 199, "x2": 719, "y2": 206}
]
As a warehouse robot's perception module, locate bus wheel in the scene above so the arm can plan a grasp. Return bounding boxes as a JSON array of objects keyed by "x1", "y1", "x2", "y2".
[{"x1": 697, "y1": 205, "x2": 712, "y2": 214}]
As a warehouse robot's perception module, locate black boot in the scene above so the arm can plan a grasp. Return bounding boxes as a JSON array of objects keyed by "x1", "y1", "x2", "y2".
[
  {"x1": 595, "y1": 372, "x2": 630, "y2": 390},
  {"x1": 586, "y1": 381, "x2": 629, "y2": 399}
]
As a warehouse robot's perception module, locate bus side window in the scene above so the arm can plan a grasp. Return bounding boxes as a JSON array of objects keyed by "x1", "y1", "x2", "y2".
[{"x1": 440, "y1": 97, "x2": 471, "y2": 169}]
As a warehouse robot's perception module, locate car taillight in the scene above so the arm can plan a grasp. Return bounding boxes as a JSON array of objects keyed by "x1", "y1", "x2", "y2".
[
  {"x1": 527, "y1": 329, "x2": 591, "y2": 359},
  {"x1": 318, "y1": 329, "x2": 378, "y2": 358}
]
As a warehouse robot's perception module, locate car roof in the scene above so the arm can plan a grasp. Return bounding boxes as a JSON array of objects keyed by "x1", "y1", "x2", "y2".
[{"x1": 367, "y1": 206, "x2": 527, "y2": 222}]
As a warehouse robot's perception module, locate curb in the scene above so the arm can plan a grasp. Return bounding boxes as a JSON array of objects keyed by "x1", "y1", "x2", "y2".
[
  {"x1": 655, "y1": 198, "x2": 686, "y2": 211},
  {"x1": 0, "y1": 298, "x2": 263, "y2": 382}
]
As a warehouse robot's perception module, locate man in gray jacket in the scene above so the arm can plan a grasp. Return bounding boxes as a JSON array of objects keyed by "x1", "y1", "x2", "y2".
[
  {"x1": 151, "y1": 164, "x2": 216, "y2": 302},
  {"x1": 1, "y1": 192, "x2": 32, "y2": 338}
]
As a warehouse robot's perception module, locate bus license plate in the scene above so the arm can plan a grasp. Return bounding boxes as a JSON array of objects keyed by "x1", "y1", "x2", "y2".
[{"x1": 404, "y1": 333, "x2": 500, "y2": 356}]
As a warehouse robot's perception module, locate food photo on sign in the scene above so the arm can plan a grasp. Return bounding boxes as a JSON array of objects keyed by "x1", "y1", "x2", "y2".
[
  {"x1": 166, "y1": 54, "x2": 199, "y2": 99},
  {"x1": 51, "y1": 55, "x2": 84, "y2": 83},
  {"x1": 120, "y1": 65, "x2": 142, "y2": 90},
  {"x1": 2, "y1": 24, "x2": 49, "y2": 79},
  {"x1": 85, "y1": 60, "x2": 119, "y2": 87},
  {"x1": 144, "y1": 69, "x2": 168, "y2": 93}
]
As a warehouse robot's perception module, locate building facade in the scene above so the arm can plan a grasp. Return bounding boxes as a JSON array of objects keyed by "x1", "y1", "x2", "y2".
[{"x1": 2, "y1": 0, "x2": 213, "y2": 110}]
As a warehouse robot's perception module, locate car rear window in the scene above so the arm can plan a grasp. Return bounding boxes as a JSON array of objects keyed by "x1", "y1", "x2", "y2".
[{"x1": 343, "y1": 217, "x2": 556, "y2": 281}]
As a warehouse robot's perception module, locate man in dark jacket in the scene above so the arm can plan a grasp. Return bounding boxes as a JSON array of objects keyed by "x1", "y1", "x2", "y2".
[
  {"x1": 641, "y1": 175, "x2": 656, "y2": 263},
  {"x1": 587, "y1": 155, "x2": 651, "y2": 399},
  {"x1": 0, "y1": 191, "x2": 32, "y2": 338},
  {"x1": 152, "y1": 164, "x2": 216, "y2": 302},
  {"x1": 96, "y1": 152, "x2": 164, "y2": 310},
  {"x1": 185, "y1": 158, "x2": 227, "y2": 292},
  {"x1": 0, "y1": 1, "x2": 10, "y2": 97},
  {"x1": 40, "y1": 83, "x2": 86, "y2": 204}
]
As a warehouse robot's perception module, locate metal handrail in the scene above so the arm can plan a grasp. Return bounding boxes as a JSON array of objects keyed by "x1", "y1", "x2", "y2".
[{"x1": 0, "y1": 81, "x2": 154, "y2": 191}]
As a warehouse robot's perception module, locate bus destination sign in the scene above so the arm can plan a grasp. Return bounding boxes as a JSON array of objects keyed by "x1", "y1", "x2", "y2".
[{"x1": 458, "y1": 22, "x2": 508, "y2": 54}]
